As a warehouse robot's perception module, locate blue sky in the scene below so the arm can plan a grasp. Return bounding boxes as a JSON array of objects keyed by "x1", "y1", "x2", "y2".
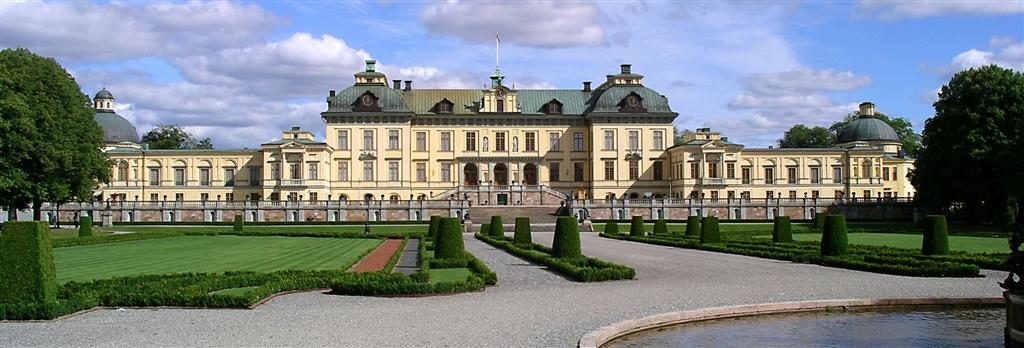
[{"x1": 2, "y1": 0, "x2": 1022, "y2": 148}]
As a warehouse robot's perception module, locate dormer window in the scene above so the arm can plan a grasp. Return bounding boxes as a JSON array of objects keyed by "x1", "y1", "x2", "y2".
[
  {"x1": 353, "y1": 91, "x2": 381, "y2": 112},
  {"x1": 436, "y1": 99, "x2": 454, "y2": 114},
  {"x1": 545, "y1": 100, "x2": 563, "y2": 115},
  {"x1": 619, "y1": 92, "x2": 646, "y2": 113}
]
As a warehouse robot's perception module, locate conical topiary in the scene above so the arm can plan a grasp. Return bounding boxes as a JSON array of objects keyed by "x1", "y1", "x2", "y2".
[
  {"x1": 233, "y1": 215, "x2": 244, "y2": 232},
  {"x1": 699, "y1": 216, "x2": 720, "y2": 243},
  {"x1": 654, "y1": 219, "x2": 669, "y2": 236},
  {"x1": 514, "y1": 217, "x2": 532, "y2": 245},
  {"x1": 428, "y1": 215, "x2": 443, "y2": 240},
  {"x1": 685, "y1": 216, "x2": 701, "y2": 237},
  {"x1": 604, "y1": 221, "x2": 620, "y2": 235},
  {"x1": 78, "y1": 216, "x2": 93, "y2": 237},
  {"x1": 772, "y1": 215, "x2": 792, "y2": 243},
  {"x1": 552, "y1": 217, "x2": 582, "y2": 258},
  {"x1": 488, "y1": 216, "x2": 504, "y2": 238},
  {"x1": 921, "y1": 215, "x2": 949, "y2": 255},
  {"x1": 820, "y1": 214, "x2": 848, "y2": 256},
  {"x1": 630, "y1": 216, "x2": 645, "y2": 237},
  {"x1": 434, "y1": 218, "x2": 465, "y2": 259},
  {"x1": 813, "y1": 212, "x2": 826, "y2": 230},
  {"x1": 480, "y1": 223, "x2": 490, "y2": 236}
]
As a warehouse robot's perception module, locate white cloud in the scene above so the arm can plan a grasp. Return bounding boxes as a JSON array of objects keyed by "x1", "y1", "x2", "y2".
[
  {"x1": 737, "y1": 69, "x2": 872, "y2": 96},
  {"x1": 857, "y1": 0, "x2": 1024, "y2": 19},
  {"x1": 0, "y1": 0, "x2": 284, "y2": 61},
  {"x1": 420, "y1": 0, "x2": 607, "y2": 48},
  {"x1": 944, "y1": 38, "x2": 1024, "y2": 74}
]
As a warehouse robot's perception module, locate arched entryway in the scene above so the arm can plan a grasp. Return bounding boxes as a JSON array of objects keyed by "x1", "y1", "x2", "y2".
[
  {"x1": 523, "y1": 163, "x2": 538, "y2": 185},
  {"x1": 494, "y1": 163, "x2": 508, "y2": 185},
  {"x1": 464, "y1": 163, "x2": 479, "y2": 186}
]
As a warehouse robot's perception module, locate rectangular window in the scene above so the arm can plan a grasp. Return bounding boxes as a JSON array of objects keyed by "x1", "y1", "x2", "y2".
[
  {"x1": 174, "y1": 168, "x2": 185, "y2": 186},
  {"x1": 290, "y1": 162, "x2": 301, "y2": 180},
  {"x1": 416, "y1": 132, "x2": 427, "y2": 151},
  {"x1": 767, "y1": 191, "x2": 775, "y2": 199},
  {"x1": 200, "y1": 193, "x2": 209, "y2": 201},
  {"x1": 249, "y1": 167, "x2": 260, "y2": 186},
  {"x1": 310, "y1": 192, "x2": 318, "y2": 202},
  {"x1": 440, "y1": 132, "x2": 451, "y2": 151},
  {"x1": 363, "y1": 130, "x2": 374, "y2": 150},
  {"x1": 416, "y1": 162, "x2": 426, "y2": 182},
  {"x1": 363, "y1": 161, "x2": 374, "y2": 181},
  {"x1": 653, "y1": 130, "x2": 664, "y2": 150},
  {"x1": 708, "y1": 162, "x2": 719, "y2": 178},
  {"x1": 629, "y1": 160, "x2": 640, "y2": 180},
  {"x1": 224, "y1": 168, "x2": 235, "y2": 186},
  {"x1": 741, "y1": 167, "x2": 751, "y2": 184},
  {"x1": 835, "y1": 190, "x2": 844, "y2": 198},
  {"x1": 787, "y1": 167, "x2": 797, "y2": 184},
  {"x1": 495, "y1": 132, "x2": 506, "y2": 152},
  {"x1": 832, "y1": 167, "x2": 843, "y2": 183},
  {"x1": 628, "y1": 130, "x2": 639, "y2": 151},
  {"x1": 604, "y1": 130, "x2": 615, "y2": 150},
  {"x1": 573, "y1": 162, "x2": 584, "y2": 182},
  {"x1": 225, "y1": 193, "x2": 234, "y2": 201},
  {"x1": 789, "y1": 190, "x2": 797, "y2": 199},
  {"x1": 728, "y1": 191, "x2": 735, "y2": 199},
  {"x1": 604, "y1": 161, "x2": 615, "y2": 180},
  {"x1": 764, "y1": 167, "x2": 775, "y2": 185},
  {"x1": 388, "y1": 130, "x2": 400, "y2": 150},
  {"x1": 466, "y1": 132, "x2": 477, "y2": 151},
  {"x1": 440, "y1": 162, "x2": 451, "y2": 182},
  {"x1": 653, "y1": 161, "x2": 664, "y2": 180},
  {"x1": 727, "y1": 163, "x2": 735, "y2": 179},
  {"x1": 338, "y1": 162, "x2": 348, "y2": 181},
  {"x1": 388, "y1": 161, "x2": 399, "y2": 181},
  {"x1": 711, "y1": 191, "x2": 719, "y2": 200},
  {"x1": 496, "y1": 99, "x2": 504, "y2": 113},
  {"x1": 811, "y1": 167, "x2": 820, "y2": 184},
  {"x1": 690, "y1": 162, "x2": 699, "y2": 178},
  {"x1": 812, "y1": 190, "x2": 820, "y2": 199},
  {"x1": 149, "y1": 168, "x2": 160, "y2": 186},
  {"x1": 525, "y1": 132, "x2": 536, "y2": 152},
  {"x1": 549, "y1": 132, "x2": 561, "y2": 151},
  {"x1": 308, "y1": 163, "x2": 318, "y2": 180},
  {"x1": 573, "y1": 132, "x2": 584, "y2": 151},
  {"x1": 337, "y1": 130, "x2": 349, "y2": 150},
  {"x1": 199, "y1": 168, "x2": 210, "y2": 186},
  {"x1": 883, "y1": 167, "x2": 890, "y2": 181},
  {"x1": 150, "y1": 193, "x2": 158, "y2": 202},
  {"x1": 549, "y1": 162, "x2": 560, "y2": 182},
  {"x1": 175, "y1": 193, "x2": 184, "y2": 201}
]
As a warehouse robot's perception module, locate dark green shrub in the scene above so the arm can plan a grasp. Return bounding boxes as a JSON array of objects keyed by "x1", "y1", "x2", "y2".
[
  {"x1": 434, "y1": 218, "x2": 465, "y2": 259},
  {"x1": 772, "y1": 216, "x2": 792, "y2": 243},
  {"x1": 552, "y1": 217, "x2": 582, "y2": 258},
  {"x1": 921, "y1": 215, "x2": 949, "y2": 255},
  {"x1": 821, "y1": 214, "x2": 848, "y2": 256},
  {"x1": 480, "y1": 223, "x2": 490, "y2": 236},
  {"x1": 513, "y1": 217, "x2": 532, "y2": 245},
  {"x1": 814, "y1": 212, "x2": 826, "y2": 229},
  {"x1": 78, "y1": 216, "x2": 93, "y2": 237},
  {"x1": 428, "y1": 216, "x2": 442, "y2": 240},
  {"x1": 700, "y1": 217, "x2": 720, "y2": 243},
  {"x1": 233, "y1": 216, "x2": 243, "y2": 232},
  {"x1": 685, "y1": 216, "x2": 701, "y2": 237},
  {"x1": 488, "y1": 216, "x2": 504, "y2": 238},
  {"x1": 53, "y1": 231, "x2": 183, "y2": 248},
  {"x1": 0, "y1": 222, "x2": 57, "y2": 304},
  {"x1": 654, "y1": 219, "x2": 668, "y2": 235},
  {"x1": 1001, "y1": 204, "x2": 1017, "y2": 229},
  {"x1": 630, "y1": 216, "x2": 645, "y2": 237},
  {"x1": 604, "y1": 221, "x2": 619, "y2": 235},
  {"x1": 476, "y1": 233, "x2": 634, "y2": 281}
]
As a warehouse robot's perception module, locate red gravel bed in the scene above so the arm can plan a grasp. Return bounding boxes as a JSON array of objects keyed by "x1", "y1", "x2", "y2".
[{"x1": 350, "y1": 239, "x2": 404, "y2": 273}]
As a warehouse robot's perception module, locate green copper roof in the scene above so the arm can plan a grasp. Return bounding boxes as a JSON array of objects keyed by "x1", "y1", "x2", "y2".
[
  {"x1": 402, "y1": 89, "x2": 483, "y2": 115},
  {"x1": 94, "y1": 111, "x2": 138, "y2": 143},
  {"x1": 586, "y1": 85, "x2": 673, "y2": 113},
  {"x1": 837, "y1": 116, "x2": 899, "y2": 143},
  {"x1": 518, "y1": 90, "x2": 589, "y2": 115},
  {"x1": 327, "y1": 85, "x2": 411, "y2": 113}
]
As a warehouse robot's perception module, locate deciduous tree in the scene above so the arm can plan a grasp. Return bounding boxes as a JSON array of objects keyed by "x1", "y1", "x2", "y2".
[
  {"x1": 778, "y1": 124, "x2": 834, "y2": 148},
  {"x1": 141, "y1": 125, "x2": 213, "y2": 149},
  {"x1": 830, "y1": 111, "x2": 921, "y2": 157}
]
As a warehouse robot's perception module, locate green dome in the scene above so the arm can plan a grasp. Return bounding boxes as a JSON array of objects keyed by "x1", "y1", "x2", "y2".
[
  {"x1": 94, "y1": 88, "x2": 114, "y2": 100},
  {"x1": 837, "y1": 116, "x2": 899, "y2": 143},
  {"x1": 95, "y1": 111, "x2": 139, "y2": 143},
  {"x1": 586, "y1": 85, "x2": 673, "y2": 113}
]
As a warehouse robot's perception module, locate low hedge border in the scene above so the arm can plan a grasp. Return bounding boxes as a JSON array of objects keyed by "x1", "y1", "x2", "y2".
[
  {"x1": 602, "y1": 234, "x2": 983, "y2": 277},
  {"x1": 52, "y1": 231, "x2": 185, "y2": 248},
  {"x1": 475, "y1": 233, "x2": 635, "y2": 282},
  {"x1": 113, "y1": 221, "x2": 430, "y2": 226}
]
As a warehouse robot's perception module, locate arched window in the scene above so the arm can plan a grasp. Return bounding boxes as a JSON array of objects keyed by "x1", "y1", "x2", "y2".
[
  {"x1": 364, "y1": 193, "x2": 375, "y2": 201},
  {"x1": 545, "y1": 100, "x2": 563, "y2": 114},
  {"x1": 118, "y1": 161, "x2": 129, "y2": 181},
  {"x1": 436, "y1": 99, "x2": 454, "y2": 114},
  {"x1": 389, "y1": 194, "x2": 400, "y2": 202}
]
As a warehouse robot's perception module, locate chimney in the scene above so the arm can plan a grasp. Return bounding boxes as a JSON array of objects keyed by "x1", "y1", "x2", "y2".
[
  {"x1": 291, "y1": 126, "x2": 301, "y2": 131},
  {"x1": 404, "y1": 80, "x2": 412, "y2": 91},
  {"x1": 393, "y1": 80, "x2": 401, "y2": 90},
  {"x1": 620, "y1": 64, "x2": 631, "y2": 74},
  {"x1": 582, "y1": 81, "x2": 592, "y2": 92},
  {"x1": 365, "y1": 59, "x2": 376, "y2": 72},
  {"x1": 858, "y1": 102, "x2": 875, "y2": 117},
  {"x1": 329, "y1": 90, "x2": 335, "y2": 97}
]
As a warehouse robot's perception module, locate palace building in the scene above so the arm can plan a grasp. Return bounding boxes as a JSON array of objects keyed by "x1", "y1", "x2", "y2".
[{"x1": 92, "y1": 60, "x2": 915, "y2": 212}]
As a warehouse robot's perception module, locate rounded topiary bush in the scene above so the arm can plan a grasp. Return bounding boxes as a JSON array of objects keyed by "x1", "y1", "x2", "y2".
[
  {"x1": 233, "y1": 215, "x2": 244, "y2": 232},
  {"x1": 921, "y1": 215, "x2": 949, "y2": 255},
  {"x1": 488, "y1": 216, "x2": 504, "y2": 238},
  {"x1": 480, "y1": 223, "x2": 490, "y2": 235},
  {"x1": 685, "y1": 216, "x2": 701, "y2": 237},
  {"x1": 514, "y1": 217, "x2": 532, "y2": 245},
  {"x1": 604, "y1": 221, "x2": 620, "y2": 235},
  {"x1": 434, "y1": 218, "x2": 465, "y2": 259},
  {"x1": 428, "y1": 215, "x2": 443, "y2": 240},
  {"x1": 78, "y1": 216, "x2": 93, "y2": 237},
  {"x1": 820, "y1": 214, "x2": 848, "y2": 256},
  {"x1": 630, "y1": 216, "x2": 645, "y2": 237},
  {"x1": 654, "y1": 219, "x2": 668, "y2": 236},
  {"x1": 552, "y1": 217, "x2": 582, "y2": 258},
  {"x1": 813, "y1": 212, "x2": 826, "y2": 230},
  {"x1": 772, "y1": 216, "x2": 792, "y2": 243},
  {"x1": 699, "y1": 217, "x2": 720, "y2": 244}
]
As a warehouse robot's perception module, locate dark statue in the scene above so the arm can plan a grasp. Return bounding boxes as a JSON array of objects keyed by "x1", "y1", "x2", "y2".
[{"x1": 1001, "y1": 224, "x2": 1024, "y2": 292}]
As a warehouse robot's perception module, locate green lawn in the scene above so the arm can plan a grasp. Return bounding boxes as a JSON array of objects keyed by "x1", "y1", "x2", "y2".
[
  {"x1": 774, "y1": 233, "x2": 1007, "y2": 253},
  {"x1": 54, "y1": 235, "x2": 381, "y2": 283},
  {"x1": 429, "y1": 268, "x2": 473, "y2": 284},
  {"x1": 101, "y1": 225, "x2": 426, "y2": 234}
]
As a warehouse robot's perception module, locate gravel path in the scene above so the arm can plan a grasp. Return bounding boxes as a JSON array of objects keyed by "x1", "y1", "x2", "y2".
[{"x1": 0, "y1": 233, "x2": 1004, "y2": 347}]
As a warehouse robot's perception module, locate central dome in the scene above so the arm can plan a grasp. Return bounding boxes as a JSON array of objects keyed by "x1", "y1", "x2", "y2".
[
  {"x1": 837, "y1": 116, "x2": 899, "y2": 143},
  {"x1": 95, "y1": 111, "x2": 139, "y2": 144}
]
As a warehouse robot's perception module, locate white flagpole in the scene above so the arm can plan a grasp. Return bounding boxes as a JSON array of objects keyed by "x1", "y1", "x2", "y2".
[{"x1": 496, "y1": 33, "x2": 500, "y2": 68}]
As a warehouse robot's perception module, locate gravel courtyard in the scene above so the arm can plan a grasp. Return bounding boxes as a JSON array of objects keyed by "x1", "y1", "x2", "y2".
[{"x1": 0, "y1": 232, "x2": 1004, "y2": 347}]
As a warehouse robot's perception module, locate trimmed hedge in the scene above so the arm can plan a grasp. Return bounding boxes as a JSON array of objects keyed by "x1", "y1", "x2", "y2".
[
  {"x1": 0, "y1": 222, "x2": 58, "y2": 305},
  {"x1": 488, "y1": 216, "x2": 504, "y2": 238},
  {"x1": 922, "y1": 215, "x2": 949, "y2": 255},
  {"x1": 513, "y1": 217, "x2": 532, "y2": 245},
  {"x1": 78, "y1": 216, "x2": 93, "y2": 237},
  {"x1": 814, "y1": 212, "x2": 826, "y2": 230},
  {"x1": 700, "y1": 217, "x2": 720, "y2": 244},
  {"x1": 480, "y1": 224, "x2": 490, "y2": 236},
  {"x1": 552, "y1": 217, "x2": 582, "y2": 258},
  {"x1": 772, "y1": 216, "x2": 792, "y2": 243},
  {"x1": 685, "y1": 216, "x2": 701, "y2": 237},
  {"x1": 53, "y1": 231, "x2": 184, "y2": 248},
  {"x1": 654, "y1": 219, "x2": 668, "y2": 235},
  {"x1": 630, "y1": 216, "x2": 645, "y2": 237},
  {"x1": 233, "y1": 216, "x2": 244, "y2": 232},
  {"x1": 428, "y1": 216, "x2": 443, "y2": 240},
  {"x1": 604, "y1": 221, "x2": 620, "y2": 235},
  {"x1": 476, "y1": 233, "x2": 634, "y2": 282},
  {"x1": 434, "y1": 218, "x2": 465, "y2": 259},
  {"x1": 821, "y1": 214, "x2": 849, "y2": 256}
]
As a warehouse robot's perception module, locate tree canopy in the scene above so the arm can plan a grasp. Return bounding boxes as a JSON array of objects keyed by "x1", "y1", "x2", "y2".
[
  {"x1": 912, "y1": 65, "x2": 1024, "y2": 222},
  {"x1": 141, "y1": 125, "x2": 213, "y2": 149},
  {"x1": 0, "y1": 48, "x2": 110, "y2": 219},
  {"x1": 830, "y1": 111, "x2": 922, "y2": 157},
  {"x1": 673, "y1": 125, "x2": 692, "y2": 145},
  {"x1": 778, "y1": 124, "x2": 834, "y2": 148}
]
